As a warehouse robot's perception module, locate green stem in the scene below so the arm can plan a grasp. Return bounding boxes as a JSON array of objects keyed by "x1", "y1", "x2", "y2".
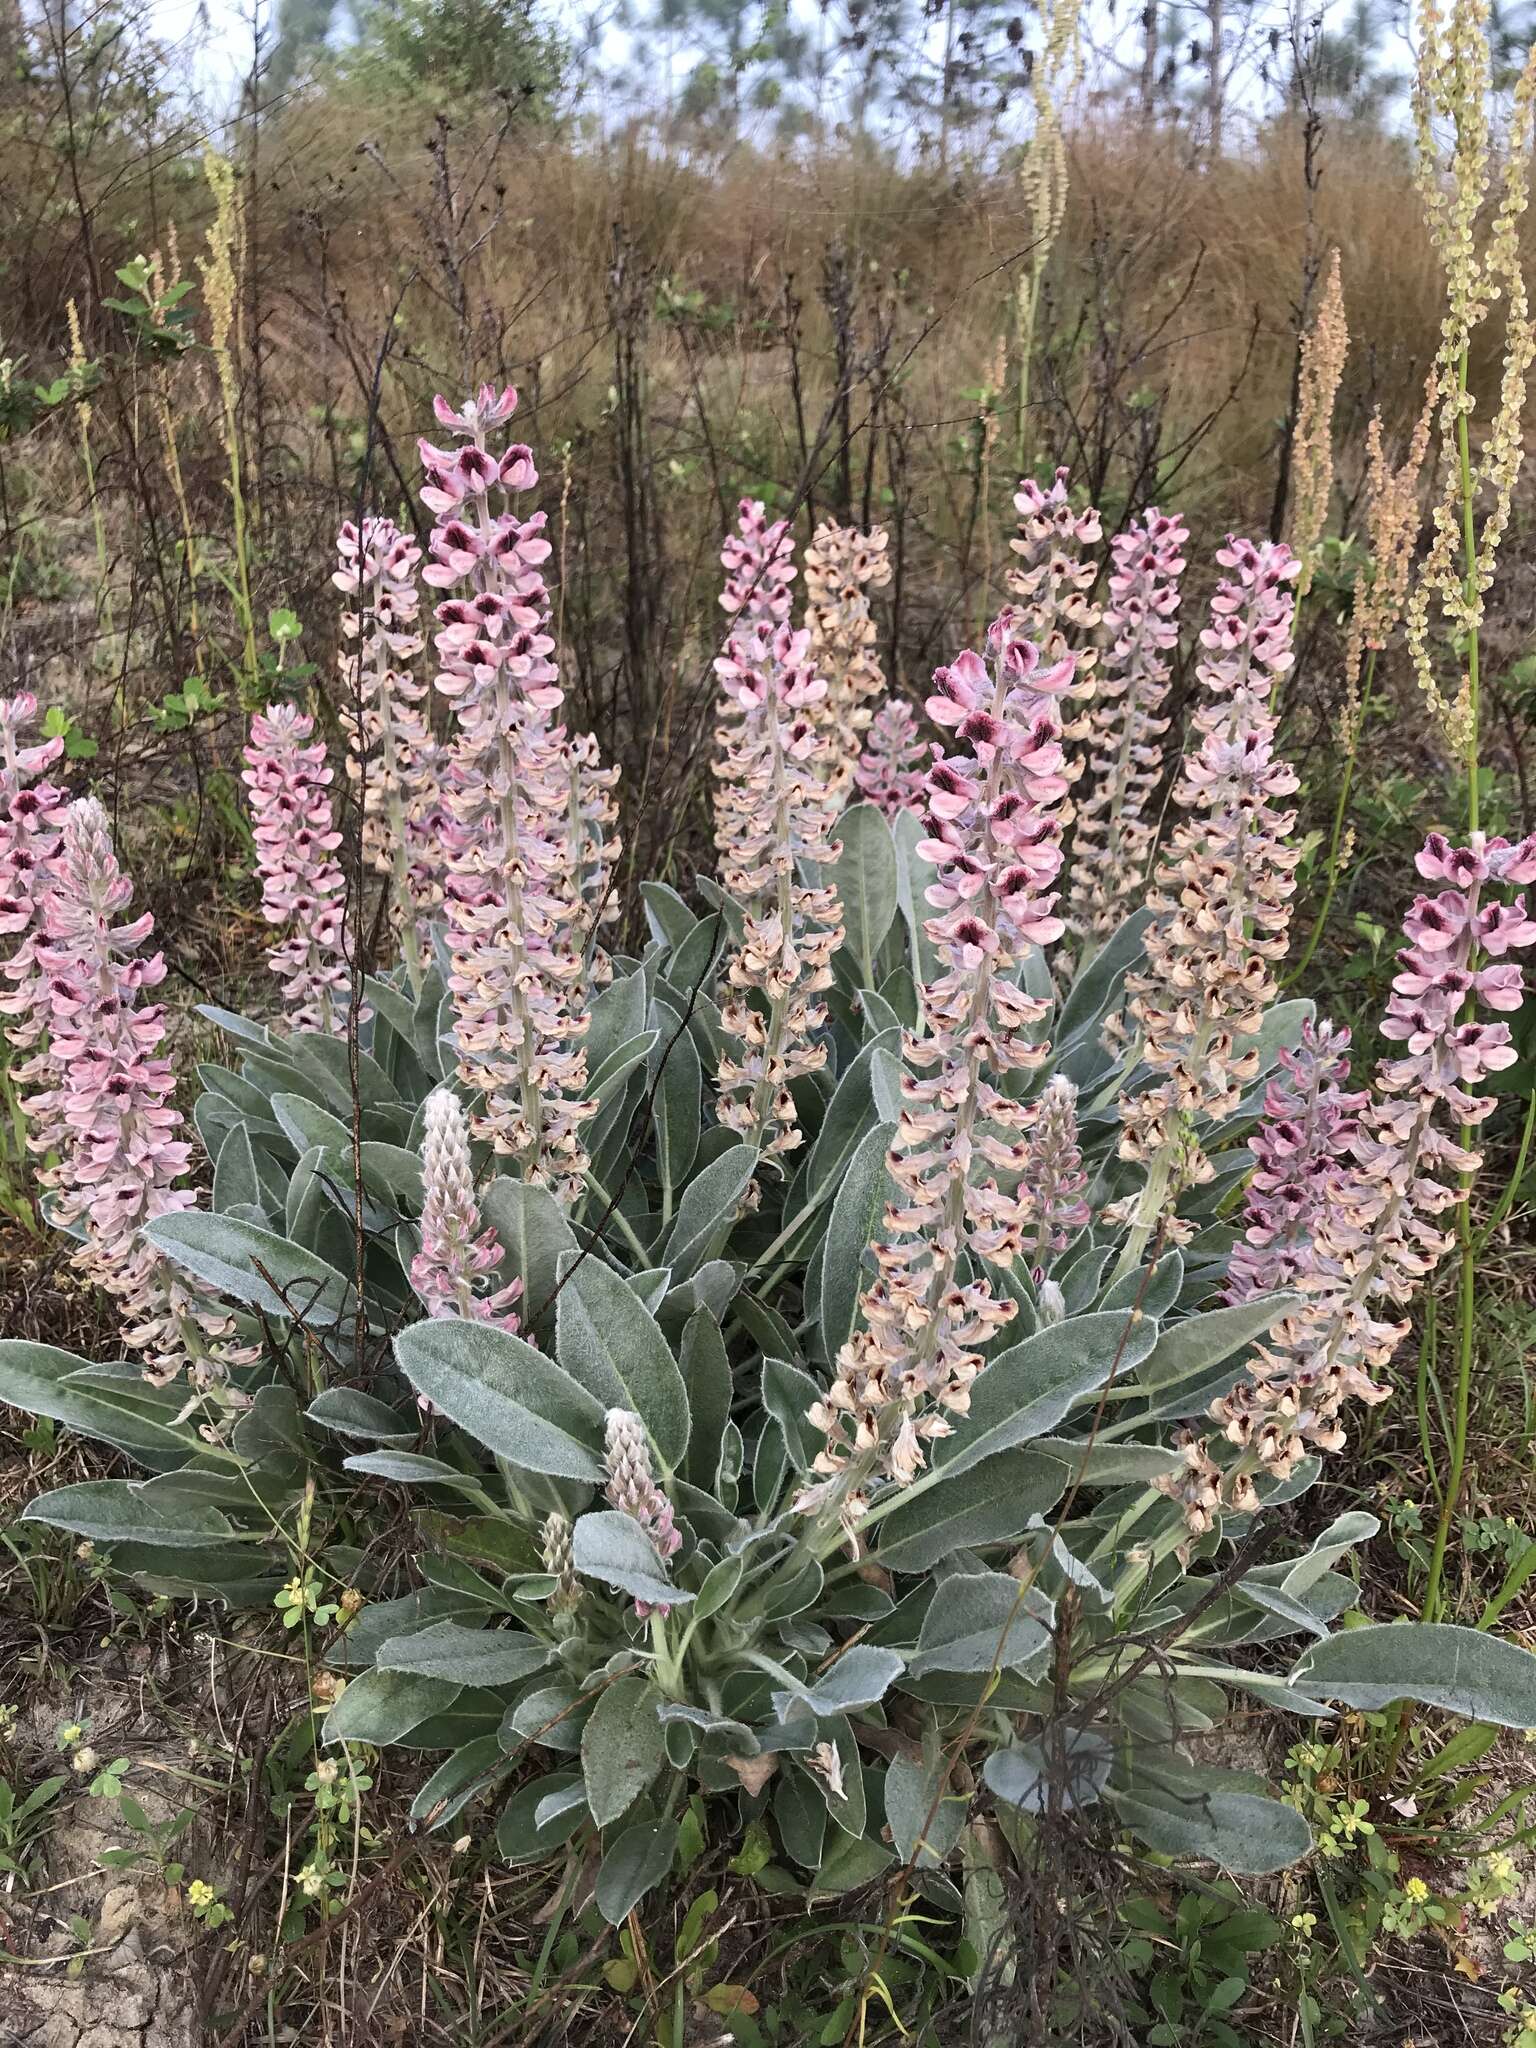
[
  {"x1": 1475, "y1": 1088, "x2": 1536, "y2": 1252},
  {"x1": 1287, "y1": 648, "x2": 1377, "y2": 989}
]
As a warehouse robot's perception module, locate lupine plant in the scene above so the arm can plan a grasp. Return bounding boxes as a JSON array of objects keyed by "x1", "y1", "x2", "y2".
[{"x1": 1, "y1": 398, "x2": 1535, "y2": 1946}]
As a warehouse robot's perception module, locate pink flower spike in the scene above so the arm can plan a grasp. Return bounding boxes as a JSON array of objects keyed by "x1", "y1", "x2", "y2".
[
  {"x1": 855, "y1": 699, "x2": 928, "y2": 819},
  {"x1": 242, "y1": 704, "x2": 354, "y2": 1035},
  {"x1": 1067, "y1": 508, "x2": 1189, "y2": 960},
  {"x1": 804, "y1": 610, "x2": 1076, "y2": 1511},
  {"x1": 426, "y1": 388, "x2": 620, "y2": 1199},
  {"x1": 1116, "y1": 535, "x2": 1302, "y2": 1248},
  {"x1": 713, "y1": 504, "x2": 845, "y2": 1162},
  {"x1": 335, "y1": 514, "x2": 448, "y2": 988},
  {"x1": 1171, "y1": 824, "x2": 1536, "y2": 1531},
  {"x1": 5, "y1": 795, "x2": 251, "y2": 1387},
  {"x1": 802, "y1": 520, "x2": 892, "y2": 798}
]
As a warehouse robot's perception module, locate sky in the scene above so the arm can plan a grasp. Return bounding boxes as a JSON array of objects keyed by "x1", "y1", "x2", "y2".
[{"x1": 144, "y1": 0, "x2": 1427, "y2": 136}]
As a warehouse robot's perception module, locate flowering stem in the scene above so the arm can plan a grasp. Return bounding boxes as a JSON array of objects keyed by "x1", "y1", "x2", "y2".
[{"x1": 1422, "y1": 340, "x2": 1484, "y2": 1628}]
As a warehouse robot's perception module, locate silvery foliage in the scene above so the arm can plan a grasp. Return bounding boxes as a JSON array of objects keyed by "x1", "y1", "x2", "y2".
[{"x1": 3, "y1": 802, "x2": 1533, "y2": 1920}]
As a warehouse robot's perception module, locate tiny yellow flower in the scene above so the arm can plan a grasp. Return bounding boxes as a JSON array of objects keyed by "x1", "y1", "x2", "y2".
[
  {"x1": 187, "y1": 1879, "x2": 216, "y2": 1910},
  {"x1": 1405, "y1": 1877, "x2": 1431, "y2": 1903}
]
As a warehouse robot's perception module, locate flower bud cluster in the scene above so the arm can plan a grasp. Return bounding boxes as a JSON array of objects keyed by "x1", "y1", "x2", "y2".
[
  {"x1": 1225, "y1": 1021, "x2": 1366, "y2": 1302},
  {"x1": 603, "y1": 1408, "x2": 680, "y2": 1618},
  {"x1": 243, "y1": 703, "x2": 353, "y2": 1034},
  {"x1": 541, "y1": 1510, "x2": 581, "y2": 1616},
  {"x1": 410, "y1": 1088, "x2": 522, "y2": 1328},
  {"x1": 561, "y1": 728, "x2": 622, "y2": 980},
  {"x1": 1017, "y1": 1074, "x2": 1091, "y2": 1269}
]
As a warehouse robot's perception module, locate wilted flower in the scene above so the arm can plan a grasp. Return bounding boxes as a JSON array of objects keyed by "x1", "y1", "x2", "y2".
[
  {"x1": 1287, "y1": 249, "x2": 1349, "y2": 597},
  {"x1": 1405, "y1": 8, "x2": 1536, "y2": 752}
]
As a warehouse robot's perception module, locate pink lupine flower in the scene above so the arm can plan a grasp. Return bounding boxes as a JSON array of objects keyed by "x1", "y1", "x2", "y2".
[
  {"x1": 1007, "y1": 468, "x2": 1103, "y2": 773},
  {"x1": 603, "y1": 1408, "x2": 681, "y2": 1618},
  {"x1": 718, "y1": 498, "x2": 795, "y2": 630},
  {"x1": 14, "y1": 798, "x2": 247, "y2": 1385},
  {"x1": 0, "y1": 697, "x2": 69, "y2": 1142},
  {"x1": 1115, "y1": 538, "x2": 1302, "y2": 1264},
  {"x1": 713, "y1": 507, "x2": 845, "y2": 1160},
  {"x1": 410, "y1": 1088, "x2": 522, "y2": 1327},
  {"x1": 1163, "y1": 828, "x2": 1536, "y2": 1532},
  {"x1": 430, "y1": 383, "x2": 518, "y2": 438},
  {"x1": 243, "y1": 704, "x2": 353, "y2": 1034},
  {"x1": 802, "y1": 521, "x2": 892, "y2": 796},
  {"x1": 804, "y1": 613, "x2": 1076, "y2": 1509},
  {"x1": 334, "y1": 516, "x2": 443, "y2": 988},
  {"x1": 424, "y1": 387, "x2": 616, "y2": 1200},
  {"x1": 1008, "y1": 469, "x2": 1103, "y2": 666},
  {"x1": 1068, "y1": 509, "x2": 1189, "y2": 962},
  {"x1": 855, "y1": 697, "x2": 928, "y2": 818},
  {"x1": 1226, "y1": 1020, "x2": 1365, "y2": 1301}
]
